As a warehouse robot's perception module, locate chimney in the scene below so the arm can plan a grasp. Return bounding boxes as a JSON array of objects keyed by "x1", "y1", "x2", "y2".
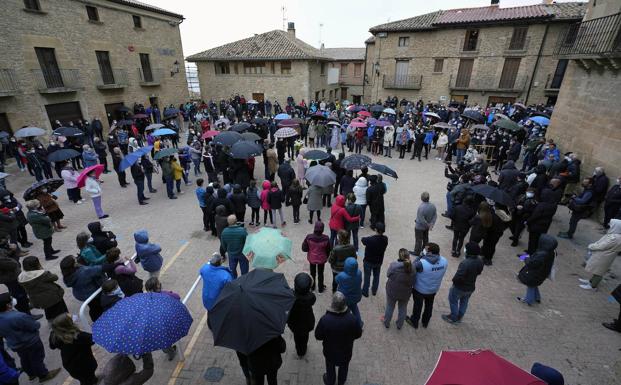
[
  {"x1": 287, "y1": 22, "x2": 295, "y2": 39},
  {"x1": 320, "y1": 43, "x2": 325, "y2": 51},
  {"x1": 491, "y1": 0, "x2": 499, "y2": 5}
]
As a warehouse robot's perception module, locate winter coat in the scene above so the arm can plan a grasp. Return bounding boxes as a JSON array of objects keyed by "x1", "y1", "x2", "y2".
[
  {"x1": 451, "y1": 254, "x2": 484, "y2": 292},
  {"x1": 36, "y1": 192, "x2": 60, "y2": 215},
  {"x1": 133, "y1": 230, "x2": 163, "y2": 273},
  {"x1": 315, "y1": 309, "x2": 362, "y2": 365},
  {"x1": 79, "y1": 245, "x2": 105, "y2": 266},
  {"x1": 0, "y1": 310, "x2": 41, "y2": 350},
  {"x1": 246, "y1": 186, "x2": 261, "y2": 209},
  {"x1": 585, "y1": 219, "x2": 621, "y2": 276},
  {"x1": 286, "y1": 184, "x2": 303, "y2": 207},
  {"x1": 260, "y1": 181, "x2": 272, "y2": 210},
  {"x1": 267, "y1": 188, "x2": 285, "y2": 210},
  {"x1": 0, "y1": 255, "x2": 20, "y2": 284},
  {"x1": 302, "y1": 221, "x2": 331, "y2": 264},
  {"x1": 329, "y1": 243, "x2": 356, "y2": 273},
  {"x1": 266, "y1": 149, "x2": 278, "y2": 174},
  {"x1": 335, "y1": 258, "x2": 362, "y2": 305},
  {"x1": 247, "y1": 336, "x2": 286, "y2": 374},
  {"x1": 361, "y1": 234, "x2": 388, "y2": 265},
  {"x1": 49, "y1": 332, "x2": 97, "y2": 382},
  {"x1": 527, "y1": 202, "x2": 557, "y2": 234},
  {"x1": 171, "y1": 161, "x2": 183, "y2": 180},
  {"x1": 160, "y1": 159, "x2": 173, "y2": 179},
  {"x1": 85, "y1": 177, "x2": 102, "y2": 198},
  {"x1": 498, "y1": 161, "x2": 520, "y2": 191},
  {"x1": 452, "y1": 203, "x2": 476, "y2": 233},
  {"x1": 415, "y1": 201, "x2": 437, "y2": 231},
  {"x1": 26, "y1": 209, "x2": 53, "y2": 240},
  {"x1": 18, "y1": 270, "x2": 64, "y2": 309},
  {"x1": 199, "y1": 262, "x2": 233, "y2": 311},
  {"x1": 87, "y1": 222, "x2": 117, "y2": 255},
  {"x1": 366, "y1": 182, "x2": 386, "y2": 214},
  {"x1": 385, "y1": 261, "x2": 414, "y2": 301},
  {"x1": 230, "y1": 192, "x2": 247, "y2": 214},
  {"x1": 329, "y1": 195, "x2": 360, "y2": 231},
  {"x1": 82, "y1": 150, "x2": 99, "y2": 168},
  {"x1": 339, "y1": 175, "x2": 356, "y2": 196},
  {"x1": 63, "y1": 265, "x2": 104, "y2": 301},
  {"x1": 287, "y1": 274, "x2": 316, "y2": 333},
  {"x1": 212, "y1": 188, "x2": 234, "y2": 215},
  {"x1": 102, "y1": 261, "x2": 143, "y2": 297},
  {"x1": 214, "y1": 205, "x2": 229, "y2": 238},
  {"x1": 352, "y1": 178, "x2": 368, "y2": 205},
  {"x1": 221, "y1": 224, "x2": 247, "y2": 256},
  {"x1": 277, "y1": 163, "x2": 296, "y2": 188},
  {"x1": 518, "y1": 234, "x2": 557, "y2": 287},
  {"x1": 61, "y1": 168, "x2": 79, "y2": 189},
  {"x1": 306, "y1": 184, "x2": 323, "y2": 211}
]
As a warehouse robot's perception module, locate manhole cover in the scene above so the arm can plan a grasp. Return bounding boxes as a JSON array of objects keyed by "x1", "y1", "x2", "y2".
[{"x1": 204, "y1": 367, "x2": 224, "y2": 382}]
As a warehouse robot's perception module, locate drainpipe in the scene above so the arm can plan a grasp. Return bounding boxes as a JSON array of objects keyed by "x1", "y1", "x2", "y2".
[
  {"x1": 362, "y1": 42, "x2": 369, "y2": 104},
  {"x1": 525, "y1": 24, "x2": 549, "y2": 104}
]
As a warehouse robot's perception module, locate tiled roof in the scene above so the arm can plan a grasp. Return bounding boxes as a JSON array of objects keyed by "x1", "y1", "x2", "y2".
[
  {"x1": 187, "y1": 30, "x2": 330, "y2": 62},
  {"x1": 369, "y1": 11, "x2": 441, "y2": 33},
  {"x1": 365, "y1": 36, "x2": 376, "y2": 44},
  {"x1": 435, "y1": 5, "x2": 551, "y2": 25},
  {"x1": 322, "y1": 48, "x2": 366, "y2": 61},
  {"x1": 107, "y1": 0, "x2": 184, "y2": 19},
  {"x1": 542, "y1": 2, "x2": 587, "y2": 20}
]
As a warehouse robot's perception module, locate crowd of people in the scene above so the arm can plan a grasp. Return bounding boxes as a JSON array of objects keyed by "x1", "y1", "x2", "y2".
[{"x1": 0, "y1": 94, "x2": 619, "y2": 385}]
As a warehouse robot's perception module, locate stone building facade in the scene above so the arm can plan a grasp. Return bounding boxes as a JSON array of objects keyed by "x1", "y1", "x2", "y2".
[
  {"x1": 322, "y1": 48, "x2": 365, "y2": 104},
  {"x1": 0, "y1": 0, "x2": 188, "y2": 134},
  {"x1": 363, "y1": 2, "x2": 586, "y2": 107},
  {"x1": 547, "y1": 0, "x2": 621, "y2": 179}
]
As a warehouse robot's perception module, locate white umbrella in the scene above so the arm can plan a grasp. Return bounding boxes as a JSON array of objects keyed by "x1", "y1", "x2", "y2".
[
  {"x1": 425, "y1": 112, "x2": 441, "y2": 119},
  {"x1": 145, "y1": 123, "x2": 165, "y2": 131},
  {"x1": 383, "y1": 108, "x2": 396, "y2": 115},
  {"x1": 326, "y1": 121, "x2": 341, "y2": 126},
  {"x1": 15, "y1": 127, "x2": 46, "y2": 138},
  {"x1": 274, "y1": 127, "x2": 298, "y2": 139}
]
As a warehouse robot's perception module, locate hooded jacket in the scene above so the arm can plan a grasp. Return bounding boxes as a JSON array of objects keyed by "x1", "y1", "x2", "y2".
[
  {"x1": 335, "y1": 258, "x2": 362, "y2": 305},
  {"x1": 63, "y1": 265, "x2": 104, "y2": 301},
  {"x1": 451, "y1": 254, "x2": 484, "y2": 292},
  {"x1": 385, "y1": 261, "x2": 415, "y2": 301},
  {"x1": 27, "y1": 209, "x2": 53, "y2": 240},
  {"x1": 199, "y1": 262, "x2": 233, "y2": 311},
  {"x1": 18, "y1": 270, "x2": 64, "y2": 308},
  {"x1": 260, "y1": 180, "x2": 272, "y2": 210},
  {"x1": 352, "y1": 178, "x2": 368, "y2": 205},
  {"x1": 133, "y1": 231, "x2": 163, "y2": 273},
  {"x1": 585, "y1": 219, "x2": 621, "y2": 276},
  {"x1": 267, "y1": 187, "x2": 285, "y2": 210},
  {"x1": 214, "y1": 205, "x2": 229, "y2": 237},
  {"x1": 329, "y1": 241, "x2": 356, "y2": 273},
  {"x1": 518, "y1": 234, "x2": 557, "y2": 287},
  {"x1": 277, "y1": 162, "x2": 296, "y2": 188},
  {"x1": 302, "y1": 221, "x2": 331, "y2": 264},
  {"x1": 0, "y1": 310, "x2": 41, "y2": 350},
  {"x1": 329, "y1": 195, "x2": 360, "y2": 231},
  {"x1": 498, "y1": 161, "x2": 520, "y2": 191},
  {"x1": 0, "y1": 254, "x2": 20, "y2": 284},
  {"x1": 246, "y1": 185, "x2": 261, "y2": 209},
  {"x1": 287, "y1": 273, "x2": 316, "y2": 333}
]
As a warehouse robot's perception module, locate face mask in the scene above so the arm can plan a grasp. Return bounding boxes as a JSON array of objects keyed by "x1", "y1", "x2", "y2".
[
  {"x1": 111, "y1": 287, "x2": 125, "y2": 299},
  {"x1": 526, "y1": 192, "x2": 535, "y2": 198},
  {"x1": 11, "y1": 297, "x2": 17, "y2": 307}
]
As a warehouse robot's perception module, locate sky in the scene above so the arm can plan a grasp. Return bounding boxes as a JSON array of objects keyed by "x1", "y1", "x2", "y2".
[{"x1": 143, "y1": 0, "x2": 583, "y2": 57}]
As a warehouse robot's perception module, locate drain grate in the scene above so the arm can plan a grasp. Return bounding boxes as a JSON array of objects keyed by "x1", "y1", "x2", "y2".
[{"x1": 203, "y1": 367, "x2": 224, "y2": 382}]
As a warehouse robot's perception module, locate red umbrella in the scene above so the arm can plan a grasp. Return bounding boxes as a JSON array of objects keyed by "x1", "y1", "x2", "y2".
[
  {"x1": 201, "y1": 130, "x2": 219, "y2": 140},
  {"x1": 425, "y1": 350, "x2": 546, "y2": 385},
  {"x1": 357, "y1": 110, "x2": 371, "y2": 117},
  {"x1": 278, "y1": 119, "x2": 299, "y2": 127},
  {"x1": 349, "y1": 121, "x2": 367, "y2": 128},
  {"x1": 77, "y1": 164, "x2": 104, "y2": 188}
]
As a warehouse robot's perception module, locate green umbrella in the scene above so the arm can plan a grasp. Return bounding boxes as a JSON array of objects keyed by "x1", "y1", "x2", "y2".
[
  {"x1": 154, "y1": 147, "x2": 178, "y2": 160},
  {"x1": 243, "y1": 228, "x2": 292, "y2": 270},
  {"x1": 494, "y1": 119, "x2": 520, "y2": 132}
]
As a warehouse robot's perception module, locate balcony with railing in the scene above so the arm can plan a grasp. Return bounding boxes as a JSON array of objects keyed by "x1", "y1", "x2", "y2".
[
  {"x1": 382, "y1": 74, "x2": 422, "y2": 90},
  {"x1": 138, "y1": 67, "x2": 163, "y2": 86},
  {"x1": 0, "y1": 69, "x2": 19, "y2": 97},
  {"x1": 449, "y1": 74, "x2": 528, "y2": 93},
  {"x1": 554, "y1": 12, "x2": 621, "y2": 58},
  {"x1": 96, "y1": 69, "x2": 129, "y2": 90},
  {"x1": 31, "y1": 69, "x2": 81, "y2": 93}
]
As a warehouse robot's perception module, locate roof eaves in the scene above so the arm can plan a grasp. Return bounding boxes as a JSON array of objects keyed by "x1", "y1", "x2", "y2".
[{"x1": 106, "y1": 0, "x2": 184, "y2": 19}]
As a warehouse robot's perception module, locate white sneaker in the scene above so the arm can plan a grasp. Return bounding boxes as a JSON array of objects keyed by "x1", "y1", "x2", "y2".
[
  {"x1": 79, "y1": 199, "x2": 86, "y2": 203},
  {"x1": 76, "y1": 201, "x2": 83, "y2": 205},
  {"x1": 578, "y1": 278, "x2": 590, "y2": 284},
  {"x1": 579, "y1": 283, "x2": 595, "y2": 290}
]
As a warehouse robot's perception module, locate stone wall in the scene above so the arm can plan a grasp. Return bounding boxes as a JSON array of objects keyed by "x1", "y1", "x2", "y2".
[
  {"x1": 363, "y1": 22, "x2": 575, "y2": 106},
  {"x1": 0, "y1": 0, "x2": 188, "y2": 133}
]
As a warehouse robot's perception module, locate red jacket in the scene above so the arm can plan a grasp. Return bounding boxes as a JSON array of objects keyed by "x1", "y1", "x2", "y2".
[{"x1": 329, "y1": 195, "x2": 360, "y2": 231}]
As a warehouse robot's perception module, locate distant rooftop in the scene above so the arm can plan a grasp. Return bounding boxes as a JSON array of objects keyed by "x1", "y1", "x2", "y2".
[{"x1": 322, "y1": 48, "x2": 366, "y2": 61}]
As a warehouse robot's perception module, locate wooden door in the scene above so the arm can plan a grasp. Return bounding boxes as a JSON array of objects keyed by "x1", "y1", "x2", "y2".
[
  {"x1": 455, "y1": 59, "x2": 474, "y2": 88},
  {"x1": 45, "y1": 101, "x2": 83, "y2": 127},
  {"x1": 0, "y1": 113, "x2": 12, "y2": 135},
  {"x1": 499, "y1": 58, "x2": 521, "y2": 89},
  {"x1": 252, "y1": 93, "x2": 264, "y2": 102}
]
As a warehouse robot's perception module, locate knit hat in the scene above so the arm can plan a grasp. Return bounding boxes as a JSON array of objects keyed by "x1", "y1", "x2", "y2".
[{"x1": 465, "y1": 242, "x2": 480, "y2": 256}]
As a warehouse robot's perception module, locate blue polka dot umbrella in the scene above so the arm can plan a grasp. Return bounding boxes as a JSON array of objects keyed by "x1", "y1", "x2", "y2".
[{"x1": 93, "y1": 292, "x2": 193, "y2": 355}]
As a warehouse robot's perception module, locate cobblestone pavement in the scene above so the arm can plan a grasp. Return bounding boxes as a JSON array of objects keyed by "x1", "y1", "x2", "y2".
[{"x1": 4, "y1": 142, "x2": 620, "y2": 385}]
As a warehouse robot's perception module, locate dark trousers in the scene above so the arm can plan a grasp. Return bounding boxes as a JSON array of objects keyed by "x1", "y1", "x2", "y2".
[
  {"x1": 251, "y1": 207, "x2": 260, "y2": 224},
  {"x1": 236, "y1": 352, "x2": 251, "y2": 380},
  {"x1": 349, "y1": 227, "x2": 359, "y2": 250},
  {"x1": 252, "y1": 370, "x2": 278, "y2": 385},
  {"x1": 16, "y1": 225, "x2": 29, "y2": 246},
  {"x1": 5, "y1": 280, "x2": 30, "y2": 314},
  {"x1": 414, "y1": 228, "x2": 429, "y2": 256},
  {"x1": 15, "y1": 339, "x2": 48, "y2": 379},
  {"x1": 324, "y1": 359, "x2": 349, "y2": 385},
  {"x1": 399, "y1": 145, "x2": 407, "y2": 158},
  {"x1": 362, "y1": 261, "x2": 381, "y2": 296},
  {"x1": 310, "y1": 263, "x2": 325, "y2": 289},
  {"x1": 568, "y1": 212, "x2": 583, "y2": 237},
  {"x1": 116, "y1": 171, "x2": 128, "y2": 186},
  {"x1": 411, "y1": 289, "x2": 436, "y2": 327},
  {"x1": 481, "y1": 234, "x2": 501, "y2": 262},
  {"x1": 451, "y1": 229, "x2": 467, "y2": 255},
  {"x1": 331, "y1": 271, "x2": 338, "y2": 293},
  {"x1": 369, "y1": 210, "x2": 383, "y2": 230},
  {"x1": 263, "y1": 209, "x2": 273, "y2": 225},
  {"x1": 527, "y1": 231, "x2": 542, "y2": 255},
  {"x1": 43, "y1": 236, "x2": 54, "y2": 259},
  {"x1": 145, "y1": 172, "x2": 155, "y2": 192},
  {"x1": 292, "y1": 205, "x2": 300, "y2": 222},
  {"x1": 235, "y1": 210, "x2": 245, "y2": 223},
  {"x1": 164, "y1": 177, "x2": 175, "y2": 198},
  {"x1": 200, "y1": 206, "x2": 210, "y2": 230},
  {"x1": 44, "y1": 299, "x2": 68, "y2": 320},
  {"x1": 293, "y1": 331, "x2": 309, "y2": 356},
  {"x1": 67, "y1": 187, "x2": 82, "y2": 203},
  {"x1": 99, "y1": 156, "x2": 109, "y2": 172},
  {"x1": 135, "y1": 178, "x2": 146, "y2": 202},
  {"x1": 309, "y1": 210, "x2": 321, "y2": 222}
]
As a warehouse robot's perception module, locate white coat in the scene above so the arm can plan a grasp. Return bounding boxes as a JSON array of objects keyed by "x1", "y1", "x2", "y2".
[{"x1": 586, "y1": 219, "x2": 621, "y2": 276}]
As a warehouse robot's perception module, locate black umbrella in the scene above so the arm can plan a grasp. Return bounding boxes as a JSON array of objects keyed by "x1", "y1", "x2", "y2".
[
  {"x1": 253, "y1": 118, "x2": 268, "y2": 126},
  {"x1": 470, "y1": 184, "x2": 515, "y2": 207},
  {"x1": 228, "y1": 141, "x2": 263, "y2": 159},
  {"x1": 23, "y1": 178, "x2": 64, "y2": 200},
  {"x1": 117, "y1": 119, "x2": 133, "y2": 127},
  {"x1": 309, "y1": 113, "x2": 327, "y2": 121},
  {"x1": 213, "y1": 131, "x2": 243, "y2": 147},
  {"x1": 209, "y1": 269, "x2": 295, "y2": 355},
  {"x1": 241, "y1": 132, "x2": 261, "y2": 142},
  {"x1": 47, "y1": 149, "x2": 80, "y2": 163},
  {"x1": 230, "y1": 122, "x2": 252, "y2": 133},
  {"x1": 370, "y1": 105, "x2": 384, "y2": 113},
  {"x1": 53, "y1": 126, "x2": 84, "y2": 137},
  {"x1": 461, "y1": 110, "x2": 486, "y2": 123},
  {"x1": 341, "y1": 154, "x2": 372, "y2": 170},
  {"x1": 303, "y1": 150, "x2": 329, "y2": 161},
  {"x1": 368, "y1": 163, "x2": 398, "y2": 179}
]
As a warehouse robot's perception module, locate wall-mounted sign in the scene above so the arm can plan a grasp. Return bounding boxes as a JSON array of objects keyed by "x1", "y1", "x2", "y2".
[
  {"x1": 128, "y1": 46, "x2": 135, "y2": 52},
  {"x1": 157, "y1": 48, "x2": 175, "y2": 56}
]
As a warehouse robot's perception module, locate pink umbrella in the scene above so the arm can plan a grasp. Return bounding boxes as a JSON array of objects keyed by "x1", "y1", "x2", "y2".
[
  {"x1": 201, "y1": 130, "x2": 219, "y2": 140},
  {"x1": 357, "y1": 110, "x2": 371, "y2": 117},
  {"x1": 349, "y1": 121, "x2": 367, "y2": 128},
  {"x1": 77, "y1": 164, "x2": 104, "y2": 188}
]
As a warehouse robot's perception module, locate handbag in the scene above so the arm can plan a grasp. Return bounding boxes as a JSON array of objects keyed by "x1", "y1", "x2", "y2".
[{"x1": 303, "y1": 193, "x2": 308, "y2": 205}]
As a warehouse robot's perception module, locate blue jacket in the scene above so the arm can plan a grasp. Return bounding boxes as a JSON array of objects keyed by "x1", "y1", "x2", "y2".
[
  {"x1": 424, "y1": 131, "x2": 434, "y2": 145},
  {"x1": 82, "y1": 150, "x2": 99, "y2": 168},
  {"x1": 63, "y1": 265, "x2": 104, "y2": 301},
  {"x1": 0, "y1": 352, "x2": 19, "y2": 383},
  {"x1": 0, "y1": 310, "x2": 41, "y2": 350},
  {"x1": 335, "y1": 257, "x2": 362, "y2": 305},
  {"x1": 134, "y1": 230, "x2": 164, "y2": 272},
  {"x1": 413, "y1": 254, "x2": 448, "y2": 295},
  {"x1": 199, "y1": 263, "x2": 233, "y2": 311},
  {"x1": 195, "y1": 187, "x2": 207, "y2": 208}
]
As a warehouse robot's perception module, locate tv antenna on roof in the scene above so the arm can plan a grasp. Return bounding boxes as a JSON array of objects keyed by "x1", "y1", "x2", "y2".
[
  {"x1": 281, "y1": 6, "x2": 287, "y2": 30},
  {"x1": 319, "y1": 23, "x2": 324, "y2": 47}
]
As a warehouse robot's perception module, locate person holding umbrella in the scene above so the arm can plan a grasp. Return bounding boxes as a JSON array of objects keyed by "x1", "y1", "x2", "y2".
[
  {"x1": 83, "y1": 167, "x2": 108, "y2": 219},
  {"x1": 49, "y1": 313, "x2": 98, "y2": 385},
  {"x1": 25, "y1": 200, "x2": 59, "y2": 260},
  {"x1": 61, "y1": 161, "x2": 84, "y2": 204}
]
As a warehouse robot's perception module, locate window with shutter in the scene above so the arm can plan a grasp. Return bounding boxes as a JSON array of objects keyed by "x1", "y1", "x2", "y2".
[
  {"x1": 139, "y1": 53, "x2": 153, "y2": 82},
  {"x1": 354, "y1": 63, "x2": 362, "y2": 77},
  {"x1": 463, "y1": 30, "x2": 479, "y2": 51},
  {"x1": 498, "y1": 58, "x2": 521, "y2": 89},
  {"x1": 433, "y1": 59, "x2": 444, "y2": 73},
  {"x1": 95, "y1": 51, "x2": 114, "y2": 84},
  {"x1": 35, "y1": 47, "x2": 63, "y2": 88},
  {"x1": 509, "y1": 26, "x2": 528, "y2": 50},
  {"x1": 455, "y1": 59, "x2": 474, "y2": 88}
]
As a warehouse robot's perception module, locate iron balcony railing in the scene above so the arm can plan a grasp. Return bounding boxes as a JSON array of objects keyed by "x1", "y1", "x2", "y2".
[
  {"x1": 0, "y1": 69, "x2": 19, "y2": 96},
  {"x1": 96, "y1": 68, "x2": 129, "y2": 89},
  {"x1": 449, "y1": 74, "x2": 528, "y2": 93},
  {"x1": 382, "y1": 74, "x2": 422, "y2": 90},
  {"x1": 138, "y1": 67, "x2": 163, "y2": 85},
  {"x1": 31, "y1": 68, "x2": 81, "y2": 93},
  {"x1": 555, "y1": 12, "x2": 621, "y2": 57}
]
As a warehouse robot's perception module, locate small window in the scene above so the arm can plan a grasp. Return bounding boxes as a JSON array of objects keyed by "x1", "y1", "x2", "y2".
[
  {"x1": 214, "y1": 62, "x2": 230, "y2": 75},
  {"x1": 268, "y1": 62, "x2": 275, "y2": 74},
  {"x1": 281, "y1": 61, "x2": 291, "y2": 74},
  {"x1": 398, "y1": 37, "x2": 409, "y2": 47},
  {"x1": 132, "y1": 15, "x2": 142, "y2": 28},
  {"x1": 354, "y1": 63, "x2": 362, "y2": 77},
  {"x1": 23, "y1": 0, "x2": 41, "y2": 11},
  {"x1": 86, "y1": 6, "x2": 99, "y2": 21},
  {"x1": 433, "y1": 58, "x2": 444, "y2": 73},
  {"x1": 509, "y1": 26, "x2": 528, "y2": 50},
  {"x1": 463, "y1": 29, "x2": 479, "y2": 51},
  {"x1": 320, "y1": 62, "x2": 326, "y2": 75},
  {"x1": 340, "y1": 63, "x2": 348, "y2": 77},
  {"x1": 243, "y1": 62, "x2": 264, "y2": 74}
]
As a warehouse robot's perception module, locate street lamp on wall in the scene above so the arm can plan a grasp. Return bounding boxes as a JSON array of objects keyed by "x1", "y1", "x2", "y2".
[
  {"x1": 170, "y1": 60, "x2": 180, "y2": 77},
  {"x1": 374, "y1": 61, "x2": 380, "y2": 76}
]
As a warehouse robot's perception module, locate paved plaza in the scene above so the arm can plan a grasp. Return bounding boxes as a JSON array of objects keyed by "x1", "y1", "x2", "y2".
[{"x1": 4, "y1": 142, "x2": 620, "y2": 385}]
